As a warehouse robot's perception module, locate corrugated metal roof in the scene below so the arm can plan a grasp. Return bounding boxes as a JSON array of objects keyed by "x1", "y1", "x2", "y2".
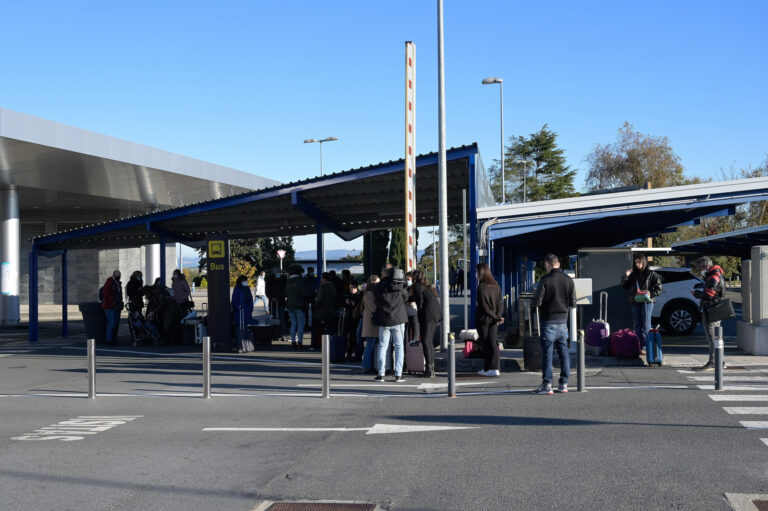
[
  {"x1": 671, "y1": 224, "x2": 768, "y2": 258},
  {"x1": 33, "y1": 144, "x2": 483, "y2": 250}
]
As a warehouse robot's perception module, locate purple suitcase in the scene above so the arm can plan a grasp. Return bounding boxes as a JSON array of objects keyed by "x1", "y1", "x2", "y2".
[
  {"x1": 586, "y1": 291, "x2": 610, "y2": 355},
  {"x1": 405, "y1": 341, "x2": 425, "y2": 374},
  {"x1": 609, "y1": 328, "x2": 641, "y2": 358}
]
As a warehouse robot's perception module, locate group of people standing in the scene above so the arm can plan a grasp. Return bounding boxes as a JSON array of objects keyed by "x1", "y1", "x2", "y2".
[{"x1": 100, "y1": 269, "x2": 193, "y2": 345}]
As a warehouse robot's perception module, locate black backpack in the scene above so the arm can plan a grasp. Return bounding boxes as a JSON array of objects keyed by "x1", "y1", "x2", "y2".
[{"x1": 98, "y1": 286, "x2": 104, "y2": 302}]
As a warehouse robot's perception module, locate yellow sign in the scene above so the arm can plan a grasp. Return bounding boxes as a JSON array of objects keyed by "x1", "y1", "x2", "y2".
[{"x1": 208, "y1": 240, "x2": 225, "y2": 259}]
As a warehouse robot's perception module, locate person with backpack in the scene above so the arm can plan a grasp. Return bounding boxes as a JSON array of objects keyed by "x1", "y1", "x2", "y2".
[
  {"x1": 101, "y1": 270, "x2": 123, "y2": 346},
  {"x1": 621, "y1": 252, "x2": 662, "y2": 357},
  {"x1": 373, "y1": 265, "x2": 409, "y2": 383},
  {"x1": 692, "y1": 256, "x2": 727, "y2": 372},
  {"x1": 313, "y1": 272, "x2": 338, "y2": 335}
]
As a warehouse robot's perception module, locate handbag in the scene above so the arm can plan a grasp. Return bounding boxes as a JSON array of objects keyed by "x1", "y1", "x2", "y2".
[
  {"x1": 634, "y1": 281, "x2": 652, "y2": 303},
  {"x1": 704, "y1": 298, "x2": 735, "y2": 323}
]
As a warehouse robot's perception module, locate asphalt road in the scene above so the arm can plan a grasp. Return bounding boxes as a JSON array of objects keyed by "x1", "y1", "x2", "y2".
[{"x1": 1, "y1": 340, "x2": 768, "y2": 510}]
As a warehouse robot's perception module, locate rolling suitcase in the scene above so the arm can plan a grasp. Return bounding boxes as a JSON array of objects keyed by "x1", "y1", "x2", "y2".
[
  {"x1": 524, "y1": 306, "x2": 542, "y2": 372},
  {"x1": 646, "y1": 325, "x2": 663, "y2": 367},
  {"x1": 609, "y1": 328, "x2": 641, "y2": 358},
  {"x1": 405, "y1": 341, "x2": 425, "y2": 373},
  {"x1": 236, "y1": 309, "x2": 255, "y2": 353},
  {"x1": 329, "y1": 310, "x2": 347, "y2": 363},
  {"x1": 585, "y1": 291, "x2": 610, "y2": 355}
]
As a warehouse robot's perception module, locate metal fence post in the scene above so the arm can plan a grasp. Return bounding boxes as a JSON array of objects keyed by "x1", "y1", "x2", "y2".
[
  {"x1": 322, "y1": 334, "x2": 330, "y2": 399},
  {"x1": 714, "y1": 326, "x2": 724, "y2": 391},
  {"x1": 577, "y1": 329, "x2": 586, "y2": 392},
  {"x1": 448, "y1": 333, "x2": 456, "y2": 398},
  {"x1": 87, "y1": 338, "x2": 95, "y2": 399},
  {"x1": 202, "y1": 336, "x2": 211, "y2": 399}
]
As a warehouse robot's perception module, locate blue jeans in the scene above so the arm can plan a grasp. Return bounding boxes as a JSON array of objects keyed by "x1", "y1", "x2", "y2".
[
  {"x1": 362, "y1": 337, "x2": 377, "y2": 370},
  {"x1": 377, "y1": 324, "x2": 404, "y2": 376},
  {"x1": 255, "y1": 295, "x2": 269, "y2": 313},
  {"x1": 541, "y1": 321, "x2": 570, "y2": 385},
  {"x1": 632, "y1": 302, "x2": 654, "y2": 348},
  {"x1": 287, "y1": 309, "x2": 305, "y2": 345},
  {"x1": 105, "y1": 308, "x2": 120, "y2": 343}
]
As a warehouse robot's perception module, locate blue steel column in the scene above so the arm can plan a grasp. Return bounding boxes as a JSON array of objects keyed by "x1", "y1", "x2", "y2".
[
  {"x1": 61, "y1": 250, "x2": 68, "y2": 338},
  {"x1": 316, "y1": 222, "x2": 325, "y2": 283},
  {"x1": 469, "y1": 155, "x2": 479, "y2": 326},
  {"x1": 28, "y1": 248, "x2": 39, "y2": 343},
  {"x1": 159, "y1": 236, "x2": 167, "y2": 285}
]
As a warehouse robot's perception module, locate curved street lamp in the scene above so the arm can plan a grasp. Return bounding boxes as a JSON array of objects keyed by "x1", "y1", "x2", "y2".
[
  {"x1": 304, "y1": 137, "x2": 339, "y2": 176},
  {"x1": 482, "y1": 77, "x2": 504, "y2": 203}
]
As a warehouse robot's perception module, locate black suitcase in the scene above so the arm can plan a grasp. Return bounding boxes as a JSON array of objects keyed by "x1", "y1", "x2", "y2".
[
  {"x1": 236, "y1": 309, "x2": 255, "y2": 353},
  {"x1": 523, "y1": 306, "x2": 542, "y2": 372},
  {"x1": 329, "y1": 310, "x2": 346, "y2": 363}
]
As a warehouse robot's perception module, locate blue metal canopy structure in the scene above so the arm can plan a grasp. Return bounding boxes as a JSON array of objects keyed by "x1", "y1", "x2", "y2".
[{"x1": 29, "y1": 143, "x2": 493, "y2": 341}]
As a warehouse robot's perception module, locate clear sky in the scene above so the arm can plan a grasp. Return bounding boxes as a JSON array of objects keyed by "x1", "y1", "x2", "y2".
[{"x1": 2, "y1": 1, "x2": 766, "y2": 252}]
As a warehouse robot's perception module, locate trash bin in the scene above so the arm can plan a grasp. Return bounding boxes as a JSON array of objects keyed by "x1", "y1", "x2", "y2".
[{"x1": 79, "y1": 302, "x2": 106, "y2": 343}]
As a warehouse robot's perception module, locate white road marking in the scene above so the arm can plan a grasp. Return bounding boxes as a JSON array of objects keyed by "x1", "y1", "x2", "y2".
[
  {"x1": 709, "y1": 395, "x2": 768, "y2": 401},
  {"x1": 203, "y1": 423, "x2": 479, "y2": 435},
  {"x1": 294, "y1": 381, "x2": 492, "y2": 390},
  {"x1": 688, "y1": 376, "x2": 768, "y2": 382},
  {"x1": 740, "y1": 421, "x2": 768, "y2": 430},
  {"x1": 0, "y1": 354, "x2": 8, "y2": 357},
  {"x1": 585, "y1": 385, "x2": 690, "y2": 390},
  {"x1": 762, "y1": 439, "x2": 768, "y2": 448},
  {"x1": 679, "y1": 369, "x2": 765, "y2": 375},
  {"x1": 723, "y1": 407, "x2": 768, "y2": 414},
  {"x1": 12, "y1": 415, "x2": 142, "y2": 441},
  {"x1": 698, "y1": 385, "x2": 768, "y2": 391}
]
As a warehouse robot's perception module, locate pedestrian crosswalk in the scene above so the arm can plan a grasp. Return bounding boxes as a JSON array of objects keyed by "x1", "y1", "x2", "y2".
[{"x1": 678, "y1": 367, "x2": 768, "y2": 449}]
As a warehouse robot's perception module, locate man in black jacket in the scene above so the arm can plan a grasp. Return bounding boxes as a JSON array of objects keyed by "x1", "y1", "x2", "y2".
[
  {"x1": 692, "y1": 256, "x2": 727, "y2": 371},
  {"x1": 373, "y1": 266, "x2": 409, "y2": 382},
  {"x1": 532, "y1": 254, "x2": 576, "y2": 395}
]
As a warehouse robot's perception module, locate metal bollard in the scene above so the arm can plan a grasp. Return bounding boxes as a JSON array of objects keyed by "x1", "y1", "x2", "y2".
[
  {"x1": 577, "y1": 329, "x2": 586, "y2": 392},
  {"x1": 202, "y1": 336, "x2": 211, "y2": 399},
  {"x1": 448, "y1": 333, "x2": 456, "y2": 398},
  {"x1": 714, "y1": 326, "x2": 724, "y2": 391},
  {"x1": 321, "y1": 334, "x2": 330, "y2": 399},
  {"x1": 87, "y1": 338, "x2": 96, "y2": 399}
]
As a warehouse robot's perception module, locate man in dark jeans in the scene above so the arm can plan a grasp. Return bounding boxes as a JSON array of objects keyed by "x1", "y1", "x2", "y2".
[
  {"x1": 532, "y1": 254, "x2": 575, "y2": 395},
  {"x1": 692, "y1": 256, "x2": 727, "y2": 371}
]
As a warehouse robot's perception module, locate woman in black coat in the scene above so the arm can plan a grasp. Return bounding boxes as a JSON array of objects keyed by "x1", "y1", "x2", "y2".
[
  {"x1": 411, "y1": 270, "x2": 441, "y2": 378},
  {"x1": 475, "y1": 263, "x2": 504, "y2": 376}
]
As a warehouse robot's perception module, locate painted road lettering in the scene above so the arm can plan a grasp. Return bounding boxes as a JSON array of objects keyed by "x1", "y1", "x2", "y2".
[{"x1": 11, "y1": 415, "x2": 142, "y2": 441}]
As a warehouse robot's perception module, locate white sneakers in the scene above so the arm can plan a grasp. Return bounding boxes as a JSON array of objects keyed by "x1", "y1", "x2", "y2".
[{"x1": 477, "y1": 369, "x2": 500, "y2": 377}]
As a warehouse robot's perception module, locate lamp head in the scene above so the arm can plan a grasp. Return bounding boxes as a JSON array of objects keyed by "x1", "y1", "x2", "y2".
[
  {"x1": 321, "y1": 136, "x2": 339, "y2": 142},
  {"x1": 482, "y1": 77, "x2": 502, "y2": 85}
]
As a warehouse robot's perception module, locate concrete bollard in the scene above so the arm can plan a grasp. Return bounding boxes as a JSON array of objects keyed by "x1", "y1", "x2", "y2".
[{"x1": 714, "y1": 326, "x2": 724, "y2": 391}]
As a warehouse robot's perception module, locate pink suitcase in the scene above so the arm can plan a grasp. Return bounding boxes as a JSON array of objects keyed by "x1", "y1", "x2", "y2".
[{"x1": 609, "y1": 328, "x2": 641, "y2": 358}]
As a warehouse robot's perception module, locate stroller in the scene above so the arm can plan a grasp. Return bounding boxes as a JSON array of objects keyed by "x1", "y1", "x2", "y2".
[{"x1": 126, "y1": 303, "x2": 161, "y2": 347}]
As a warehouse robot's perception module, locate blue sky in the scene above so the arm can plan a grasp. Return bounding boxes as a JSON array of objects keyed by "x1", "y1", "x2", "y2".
[{"x1": 2, "y1": 1, "x2": 766, "y2": 252}]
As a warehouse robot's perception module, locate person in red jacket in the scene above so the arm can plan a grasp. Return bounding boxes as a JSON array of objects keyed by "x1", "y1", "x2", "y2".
[
  {"x1": 101, "y1": 270, "x2": 123, "y2": 345},
  {"x1": 692, "y1": 256, "x2": 727, "y2": 372}
]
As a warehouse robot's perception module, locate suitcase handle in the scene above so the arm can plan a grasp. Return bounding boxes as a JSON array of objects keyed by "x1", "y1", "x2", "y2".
[
  {"x1": 599, "y1": 291, "x2": 608, "y2": 322},
  {"x1": 528, "y1": 306, "x2": 540, "y2": 337}
]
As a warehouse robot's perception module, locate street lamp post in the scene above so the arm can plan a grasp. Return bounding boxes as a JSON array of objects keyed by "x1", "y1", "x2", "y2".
[
  {"x1": 303, "y1": 137, "x2": 339, "y2": 176},
  {"x1": 482, "y1": 77, "x2": 504, "y2": 203}
]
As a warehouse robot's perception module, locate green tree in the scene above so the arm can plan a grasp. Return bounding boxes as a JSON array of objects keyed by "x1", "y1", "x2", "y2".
[
  {"x1": 258, "y1": 236, "x2": 295, "y2": 272},
  {"x1": 388, "y1": 228, "x2": 407, "y2": 269},
  {"x1": 363, "y1": 230, "x2": 389, "y2": 277},
  {"x1": 491, "y1": 125, "x2": 576, "y2": 202},
  {"x1": 585, "y1": 122, "x2": 696, "y2": 191}
]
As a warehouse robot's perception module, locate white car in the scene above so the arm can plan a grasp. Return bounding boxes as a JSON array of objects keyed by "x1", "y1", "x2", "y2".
[{"x1": 651, "y1": 267, "x2": 704, "y2": 336}]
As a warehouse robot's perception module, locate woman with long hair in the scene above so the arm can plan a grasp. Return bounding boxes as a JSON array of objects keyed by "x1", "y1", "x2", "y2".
[
  {"x1": 475, "y1": 263, "x2": 504, "y2": 376},
  {"x1": 411, "y1": 269, "x2": 441, "y2": 377},
  {"x1": 621, "y1": 253, "x2": 662, "y2": 354}
]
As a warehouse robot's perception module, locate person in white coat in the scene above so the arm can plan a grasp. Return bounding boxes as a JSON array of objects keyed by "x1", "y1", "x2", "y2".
[{"x1": 254, "y1": 270, "x2": 269, "y2": 314}]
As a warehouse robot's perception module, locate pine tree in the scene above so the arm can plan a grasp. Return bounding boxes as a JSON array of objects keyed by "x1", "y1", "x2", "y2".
[{"x1": 388, "y1": 228, "x2": 407, "y2": 269}]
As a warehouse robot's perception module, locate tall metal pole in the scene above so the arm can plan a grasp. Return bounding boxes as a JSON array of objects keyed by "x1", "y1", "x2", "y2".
[
  {"x1": 462, "y1": 189, "x2": 468, "y2": 331},
  {"x1": 432, "y1": 226, "x2": 436, "y2": 284},
  {"x1": 523, "y1": 160, "x2": 527, "y2": 203},
  {"x1": 714, "y1": 326, "x2": 724, "y2": 391},
  {"x1": 437, "y1": 0, "x2": 454, "y2": 397},
  {"x1": 499, "y1": 82, "x2": 504, "y2": 204},
  {"x1": 319, "y1": 142, "x2": 324, "y2": 176}
]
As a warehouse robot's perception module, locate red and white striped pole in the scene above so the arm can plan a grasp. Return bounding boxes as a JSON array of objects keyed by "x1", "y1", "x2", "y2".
[{"x1": 405, "y1": 41, "x2": 417, "y2": 272}]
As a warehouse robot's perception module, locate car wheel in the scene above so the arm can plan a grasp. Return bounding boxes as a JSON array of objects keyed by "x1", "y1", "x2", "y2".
[{"x1": 662, "y1": 301, "x2": 698, "y2": 336}]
